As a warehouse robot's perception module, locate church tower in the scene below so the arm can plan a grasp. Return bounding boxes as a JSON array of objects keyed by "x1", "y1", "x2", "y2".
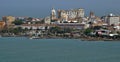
[{"x1": 51, "y1": 8, "x2": 56, "y2": 20}]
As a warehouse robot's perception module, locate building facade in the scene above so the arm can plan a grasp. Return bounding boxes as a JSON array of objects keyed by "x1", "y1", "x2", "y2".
[
  {"x1": 0, "y1": 21, "x2": 5, "y2": 30},
  {"x1": 57, "y1": 8, "x2": 85, "y2": 23},
  {"x1": 51, "y1": 8, "x2": 56, "y2": 20},
  {"x1": 2, "y1": 16, "x2": 15, "y2": 26},
  {"x1": 44, "y1": 16, "x2": 51, "y2": 24},
  {"x1": 107, "y1": 16, "x2": 120, "y2": 26}
]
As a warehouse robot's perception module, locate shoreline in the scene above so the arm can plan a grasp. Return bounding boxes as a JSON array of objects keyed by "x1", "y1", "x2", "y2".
[{"x1": 1, "y1": 35, "x2": 120, "y2": 41}]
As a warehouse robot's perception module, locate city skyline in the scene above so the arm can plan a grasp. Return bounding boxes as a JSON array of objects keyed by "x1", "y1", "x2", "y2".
[{"x1": 0, "y1": 0, "x2": 120, "y2": 18}]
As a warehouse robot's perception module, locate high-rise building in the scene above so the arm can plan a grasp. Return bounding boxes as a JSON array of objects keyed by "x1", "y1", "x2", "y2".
[
  {"x1": 57, "y1": 8, "x2": 85, "y2": 23},
  {"x1": 58, "y1": 8, "x2": 84, "y2": 19},
  {"x1": 102, "y1": 13, "x2": 120, "y2": 26},
  {"x1": 77, "y1": 8, "x2": 84, "y2": 18},
  {"x1": 107, "y1": 16, "x2": 120, "y2": 26}
]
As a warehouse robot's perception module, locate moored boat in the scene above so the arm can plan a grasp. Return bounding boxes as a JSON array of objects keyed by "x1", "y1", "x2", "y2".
[{"x1": 29, "y1": 36, "x2": 40, "y2": 39}]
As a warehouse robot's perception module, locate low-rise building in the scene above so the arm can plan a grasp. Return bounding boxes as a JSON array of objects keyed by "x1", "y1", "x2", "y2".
[
  {"x1": 0, "y1": 21, "x2": 6, "y2": 30},
  {"x1": 20, "y1": 24, "x2": 56, "y2": 30},
  {"x1": 56, "y1": 23, "x2": 85, "y2": 29},
  {"x1": 44, "y1": 16, "x2": 51, "y2": 24}
]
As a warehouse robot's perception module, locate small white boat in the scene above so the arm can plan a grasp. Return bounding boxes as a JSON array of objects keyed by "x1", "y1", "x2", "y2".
[{"x1": 29, "y1": 36, "x2": 40, "y2": 39}]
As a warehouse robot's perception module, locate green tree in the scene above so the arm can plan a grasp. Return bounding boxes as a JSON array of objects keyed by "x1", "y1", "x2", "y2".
[
  {"x1": 64, "y1": 28, "x2": 72, "y2": 33},
  {"x1": 50, "y1": 26, "x2": 61, "y2": 33},
  {"x1": 13, "y1": 20, "x2": 23, "y2": 25},
  {"x1": 27, "y1": 17, "x2": 33, "y2": 21},
  {"x1": 93, "y1": 26, "x2": 102, "y2": 30},
  {"x1": 84, "y1": 28, "x2": 93, "y2": 35}
]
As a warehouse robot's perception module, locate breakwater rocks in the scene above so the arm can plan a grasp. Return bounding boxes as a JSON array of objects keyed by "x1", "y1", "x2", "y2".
[{"x1": 80, "y1": 35, "x2": 120, "y2": 41}]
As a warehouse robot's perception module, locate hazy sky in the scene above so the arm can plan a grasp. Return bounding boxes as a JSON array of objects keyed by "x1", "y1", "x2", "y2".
[{"x1": 0, "y1": 0, "x2": 120, "y2": 18}]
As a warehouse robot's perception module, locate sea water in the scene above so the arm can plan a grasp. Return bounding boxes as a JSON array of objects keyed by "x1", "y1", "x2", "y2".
[{"x1": 0, "y1": 37, "x2": 120, "y2": 62}]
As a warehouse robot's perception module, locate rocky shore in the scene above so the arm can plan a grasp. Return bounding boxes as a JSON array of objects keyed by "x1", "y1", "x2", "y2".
[
  {"x1": 80, "y1": 35, "x2": 120, "y2": 41},
  {"x1": 1, "y1": 34, "x2": 120, "y2": 41}
]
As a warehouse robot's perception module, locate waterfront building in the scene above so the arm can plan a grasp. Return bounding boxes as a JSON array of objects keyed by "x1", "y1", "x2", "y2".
[
  {"x1": 20, "y1": 24, "x2": 56, "y2": 30},
  {"x1": 56, "y1": 23, "x2": 85, "y2": 29}
]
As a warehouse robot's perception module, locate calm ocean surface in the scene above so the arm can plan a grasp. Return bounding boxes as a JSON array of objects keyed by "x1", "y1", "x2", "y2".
[{"x1": 0, "y1": 37, "x2": 120, "y2": 62}]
